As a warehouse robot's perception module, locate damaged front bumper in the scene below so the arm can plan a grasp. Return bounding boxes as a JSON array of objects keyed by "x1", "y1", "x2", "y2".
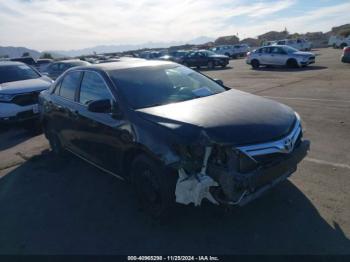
[
  {"x1": 209, "y1": 140, "x2": 310, "y2": 206},
  {"x1": 175, "y1": 139, "x2": 310, "y2": 207}
]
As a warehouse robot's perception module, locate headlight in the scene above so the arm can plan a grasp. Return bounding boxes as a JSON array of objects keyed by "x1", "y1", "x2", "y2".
[{"x1": 0, "y1": 93, "x2": 15, "y2": 102}]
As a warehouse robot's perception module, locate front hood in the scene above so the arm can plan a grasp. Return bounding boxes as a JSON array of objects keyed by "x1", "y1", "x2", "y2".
[
  {"x1": 0, "y1": 77, "x2": 52, "y2": 94},
  {"x1": 293, "y1": 51, "x2": 314, "y2": 56},
  {"x1": 136, "y1": 89, "x2": 296, "y2": 146}
]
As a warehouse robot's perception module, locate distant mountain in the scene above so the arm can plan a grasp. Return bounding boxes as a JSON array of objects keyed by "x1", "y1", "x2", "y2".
[
  {"x1": 0, "y1": 46, "x2": 41, "y2": 59},
  {"x1": 48, "y1": 36, "x2": 215, "y2": 57}
]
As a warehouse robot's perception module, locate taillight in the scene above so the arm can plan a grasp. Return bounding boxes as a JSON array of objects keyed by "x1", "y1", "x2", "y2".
[{"x1": 344, "y1": 47, "x2": 350, "y2": 54}]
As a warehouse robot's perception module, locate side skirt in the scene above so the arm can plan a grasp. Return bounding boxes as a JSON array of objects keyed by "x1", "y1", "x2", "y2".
[{"x1": 65, "y1": 147, "x2": 125, "y2": 181}]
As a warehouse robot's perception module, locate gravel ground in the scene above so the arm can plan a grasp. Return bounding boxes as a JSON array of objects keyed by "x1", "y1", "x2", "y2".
[{"x1": 0, "y1": 47, "x2": 349, "y2": 254}]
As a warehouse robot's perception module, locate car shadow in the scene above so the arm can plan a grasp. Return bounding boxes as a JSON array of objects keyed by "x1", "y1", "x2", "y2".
[
  {"x1": 0, "y1": 124, "x2": 41, "y2": 151},
  {"x1": 253, "y1": 65, "x2": 328, "y2": 72},
  {"x1": 0, "y1": 151, "x2": 349, "y2": 254},
  {"x1": 199, "y1": 66, "x2": 233, "y2": 72}
]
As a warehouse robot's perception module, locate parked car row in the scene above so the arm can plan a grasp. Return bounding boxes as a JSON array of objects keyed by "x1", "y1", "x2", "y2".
[{"x1": 157, "y1": 50, "x2": 230, "y2": 69}]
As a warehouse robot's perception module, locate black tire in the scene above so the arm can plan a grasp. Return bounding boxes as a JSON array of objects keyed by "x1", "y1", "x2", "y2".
[
  {"x1": 47, "y1": 130, "x2": 65, "y2": 156},
  {"x1": 333, "y1": 43, "x2": 337, "y2": 49},
  {"x1": 208, "y1": 61, "x2": 215, "y2": 69},
  {"x1": 131, "y1": 154, "x2": 175, "y2": 218},
  {"x1": 251, "y1": 59, "x2": 260, "y2": 69},
  {"x1": 286, "y1": 59, "x2": 299, "y2": 68}
]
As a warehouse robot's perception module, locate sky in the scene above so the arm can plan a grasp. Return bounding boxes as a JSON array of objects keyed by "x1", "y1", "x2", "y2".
[{"x1": 0, "y1": 0, "x2": 349, "y2": 51}]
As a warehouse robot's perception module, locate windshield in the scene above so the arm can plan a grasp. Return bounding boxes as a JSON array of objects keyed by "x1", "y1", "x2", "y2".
[
  {"x1": 110, "y1": 65, "x2": 226, "y2": 109},
  {"x1": 0, "y1": 64, "x2": 41, "y2": 84},
  {"x1": 283, "y1": 46, "x2": 299, "y2": 53}
]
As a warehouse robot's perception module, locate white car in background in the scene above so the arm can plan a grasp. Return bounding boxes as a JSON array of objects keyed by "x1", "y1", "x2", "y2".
[
  {"x1": 211, "y1": 44, "x2": 250, "y2": 58},
  {"x1": 246, "y1": 45, "x2": 315, "y2": 69},
  {"x1": 0, "y1": 61, "x2": 53, "y2": 127},
  {"x1": 276, "y1": 39, "x2": 312, "y2": 51},
  {"x1": 329, "y1": 35, "x2": 350, "y2": 49}
]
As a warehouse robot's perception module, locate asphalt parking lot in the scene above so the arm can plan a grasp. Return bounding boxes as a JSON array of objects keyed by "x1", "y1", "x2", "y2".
[{"x1": 0, "y1": 47, "x2": 349, "y2": 255}]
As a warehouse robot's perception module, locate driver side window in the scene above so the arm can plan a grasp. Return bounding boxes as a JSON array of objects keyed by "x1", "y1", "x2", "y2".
[{"x1": 79, "y1": 71, "x2": 112, "y2": 105}]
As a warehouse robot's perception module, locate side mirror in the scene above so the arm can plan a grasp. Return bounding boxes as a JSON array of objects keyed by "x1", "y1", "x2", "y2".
[
  {"x1": 87, "y1": 99, "x2": 112, "y2": 113},
  {"x1": 214, "y1": 79, "x2": 224, "y2": 86}
]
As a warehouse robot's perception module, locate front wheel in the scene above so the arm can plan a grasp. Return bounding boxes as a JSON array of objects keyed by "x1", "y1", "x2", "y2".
[
  {"x1": 251, "y1": 59, "x2": 260, "y2": 69},
  {"x1": 286, "y1": 59, "x2": 299, "y2": 68},
  {"x1": 47, "y1": 130, "x2": 65, "y2": 156},
  {"x1": 131, "y1": 154, "x2": 175, "y2": 218}
]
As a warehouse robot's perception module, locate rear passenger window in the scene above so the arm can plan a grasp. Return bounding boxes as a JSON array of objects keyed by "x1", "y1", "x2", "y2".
[
  {"x1": 59, "y1": 71, "x2": 82, "y2": 100},
  {"x1": 79, "y1": 71, "x2": 112, "y2": 105}
]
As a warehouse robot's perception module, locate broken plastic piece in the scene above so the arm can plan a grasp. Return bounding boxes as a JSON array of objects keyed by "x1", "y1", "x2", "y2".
[{"x1": 175, "y1": 169, "x2": 219, "y2": 206}]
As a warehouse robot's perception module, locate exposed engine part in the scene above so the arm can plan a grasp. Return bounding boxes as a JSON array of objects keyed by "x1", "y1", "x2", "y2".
[{"x1": 175, "y1": 147, "x2": 219, "y2": 206}]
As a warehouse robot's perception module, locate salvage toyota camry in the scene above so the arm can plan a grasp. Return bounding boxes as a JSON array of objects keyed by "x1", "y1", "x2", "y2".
[{"x1": 39, "y1": 60, "x2": 310, "y2": 217}]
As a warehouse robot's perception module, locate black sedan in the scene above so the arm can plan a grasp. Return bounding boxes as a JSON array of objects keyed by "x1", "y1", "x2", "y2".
[
  {"x1": 44, "y1": 60, "x2": 90, "y2": 80},
  {"x1": 182, "y1": 50, "x2": 229, "y2": 69},
  {"x1": 39, "y1": 60, "x2": 309, "y2": 217}
]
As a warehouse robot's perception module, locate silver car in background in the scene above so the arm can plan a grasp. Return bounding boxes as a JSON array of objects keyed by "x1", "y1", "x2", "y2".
[{"x1": 246, "y1": 45, "x2": 315, "y2": 69}]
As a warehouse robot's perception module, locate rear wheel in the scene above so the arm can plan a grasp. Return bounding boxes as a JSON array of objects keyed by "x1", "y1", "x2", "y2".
[
  {"x1": 251, "y1": 59, "x2": 260, "y2": 69},
  {"x1": 47, "y1": 129, "x2": 65, "y2": 156},
  {"x1": 286, "y1": 59, "x2": 299, "y2": 68},
  {"x1": 131, "y1": 154, "x2": 175, "y2": 218}
]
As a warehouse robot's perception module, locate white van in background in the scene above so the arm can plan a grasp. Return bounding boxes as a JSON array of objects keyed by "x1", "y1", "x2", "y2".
[{"x1": 276, "y1": 39, "x2": 312, "y2": 51}]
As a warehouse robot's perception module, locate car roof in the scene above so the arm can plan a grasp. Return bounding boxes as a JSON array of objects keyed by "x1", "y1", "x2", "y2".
[
  {"x1": 0, "y1": 61, "x2": 26, "y2": 67},
  {"x1": 71, "y1": 60, "x2": 176, "y2": 72},
  {"x1": 261, "y1": 45, "x2": 286, "y2": 48},
  {"x1": 53, "y1": 59, "x2": 87, "y2": 64}
]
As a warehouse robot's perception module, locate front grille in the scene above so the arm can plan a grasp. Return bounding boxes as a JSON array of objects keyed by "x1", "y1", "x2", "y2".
[
  {"x1": 253, "y1": 153, "x2": 288, "y2": 167},
  {"x1": 11, "y1": 92, "x2": 39, "y2": 106}
]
